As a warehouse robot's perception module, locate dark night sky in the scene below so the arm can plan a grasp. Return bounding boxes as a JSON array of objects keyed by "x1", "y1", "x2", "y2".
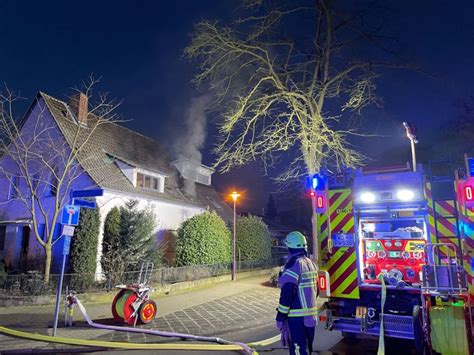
[{"x1": 1, "y1": 1, "x2": 473, "y2": 213}]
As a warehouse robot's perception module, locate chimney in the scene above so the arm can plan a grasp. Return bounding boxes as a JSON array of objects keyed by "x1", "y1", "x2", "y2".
[{"x1": 69, "y1": 92, "x2": 88, "y2": 125}]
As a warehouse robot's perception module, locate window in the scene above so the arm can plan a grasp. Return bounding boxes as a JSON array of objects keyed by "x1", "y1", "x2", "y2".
[
  {"x1": 137, "y1": 172, "x2": 144, "y2": 188},
  {"x1": 0, "y1": 226, "x2": 6, "y2": 251},
  {"x1": 144, "y1": 175, "x2": 151, "y2": 189},
  {"x1": 9, "y1": 176, "x2": 20, "y2": 199},
  {"x1": 136, "y1": 172, "x2": 164, "y2": 192}
]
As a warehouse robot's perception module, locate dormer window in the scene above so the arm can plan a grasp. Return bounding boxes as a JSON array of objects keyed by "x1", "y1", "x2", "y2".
[
  {"x1": 172, "y1": 159, "x2": 214, "y2": 186},
  {"x1": 136, "y1": 172, "x2": 164, "y2": 193}
]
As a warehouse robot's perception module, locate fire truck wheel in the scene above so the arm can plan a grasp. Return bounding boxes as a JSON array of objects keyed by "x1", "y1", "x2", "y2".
[
  {"x1": 139, "y1": 300, "x2": 157, "y2": 324},
  {"x1": 111, "y1": 289, "x2": 125, "y2": 321},
  {"x1": 123, "y1": 292, "x2": 139, "y2": 325}
]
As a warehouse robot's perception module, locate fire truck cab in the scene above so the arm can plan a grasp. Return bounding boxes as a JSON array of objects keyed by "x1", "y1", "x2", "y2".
[{"x1": 316, "y1": 161, "x2": 472, "y2": 353}]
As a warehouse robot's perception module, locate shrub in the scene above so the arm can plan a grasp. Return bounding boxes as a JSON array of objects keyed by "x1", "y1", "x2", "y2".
[
  {"x1": 0, "y1": 261, "x2": 6, "y2": 284},
  {"x1": 176, "y1": 211, "x2": 231, "y2": 266},
  {"x1": 69, "y1": 202, "x2": 100, "y2": 278},
  {"x1": 236, "y1": 215, "x2": 272, "y2": 261},
  {"x1": 101, "y1": 206, "x2": 123, "y2": 277}
]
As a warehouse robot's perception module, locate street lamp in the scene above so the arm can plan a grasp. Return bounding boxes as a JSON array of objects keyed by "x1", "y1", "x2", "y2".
[
  {"x1": 230, "y1": 191, "x2": 240, "y2": 281},
  {"x1": 403, "y1": 121, "x2": 419, "y2": 172}
]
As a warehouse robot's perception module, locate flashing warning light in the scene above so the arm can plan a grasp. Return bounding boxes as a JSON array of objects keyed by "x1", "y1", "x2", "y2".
[
  {"x1": 306, "y1": 173, "x2": 326, "y2": 191},
  {"x1": 465, "y1": 185, "x2": 473, "y2": 201},
  {"x1": 316, "y1": 195, "x2": 325, "y2": 209},
  {"x1": 314, "y1": 191, "x2": 327, "y2": 213}
]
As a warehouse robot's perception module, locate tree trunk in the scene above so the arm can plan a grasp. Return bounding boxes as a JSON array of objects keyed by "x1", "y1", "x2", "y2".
[
  {"x1": 311, "y1": 195, "x2": 319, "y2": 266},
  {"x1": 44, "y1": 243, "x2": 52, "y2": 285}
]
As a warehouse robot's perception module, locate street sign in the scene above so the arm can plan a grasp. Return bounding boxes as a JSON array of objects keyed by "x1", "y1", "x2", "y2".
[
  {"x1": 73, "y1": 199, "x2": 96, "y2": 209},
  {"x1": 63, "y1": 236, "x2": 71, "y2": 255},
  {"x1": 71, "y1": 189, "x2": 104, "y2": 198},
  {"x1": 62, "y1": 225, "x2": 75, "y2": 237},
  {"x1": 61, "y1": 205, "x2": 80, "y2": 226}
]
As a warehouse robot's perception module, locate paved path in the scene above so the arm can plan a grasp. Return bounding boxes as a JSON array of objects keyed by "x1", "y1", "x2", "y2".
[
  {"x1": 0, "y1": 275, "x2": 417, "y2": 354},
  {"x1": 0, "y1": 275, "x2": 281, "y2": 353}
]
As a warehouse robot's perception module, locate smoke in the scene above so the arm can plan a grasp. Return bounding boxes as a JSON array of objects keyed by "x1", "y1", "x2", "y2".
[{"x1": 174, "y1": 95, "x2": 212, "y2": 196}]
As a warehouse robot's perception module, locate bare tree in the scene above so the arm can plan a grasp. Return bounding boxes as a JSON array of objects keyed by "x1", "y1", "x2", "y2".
[
  {"x1": 185, "y1": 0, "x2": 396, "y2": 263},
  {"x1": 0, "y1": 77, "x2": 121, "y2": 283}
]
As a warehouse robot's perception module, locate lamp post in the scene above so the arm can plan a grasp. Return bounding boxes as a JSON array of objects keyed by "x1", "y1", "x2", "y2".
[
  {"x1": 403, "y1": 121, "x2": 419, "y2": 172},
  {"x1": 230, "y1": 191, "x2": 240, "y2": 281}
]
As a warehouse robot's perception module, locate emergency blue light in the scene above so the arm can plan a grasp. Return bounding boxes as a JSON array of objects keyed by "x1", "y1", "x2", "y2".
[{"x1": 306, "y1": 173, "x2": 326, "y2": 192}]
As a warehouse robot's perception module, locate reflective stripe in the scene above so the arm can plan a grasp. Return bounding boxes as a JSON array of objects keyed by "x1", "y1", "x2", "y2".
[
  {"x1": 299, "y1": 281, "x2": 317, "y2": 287},
  {"x1": 283, "y1": 269, "x2": 299, "y2": 281},
  {"x1": 278, "y1": 304, "x2": 290, "y2": 314},
  {"x1": 288, "y1": 307, "x2": 318, "y2": 317},
  {"x1": 301, "y1": 271, "x2": 318, "y2": 278},
  {"x1": 299, "y1": 285, "x2": 307, "y2": 309}
]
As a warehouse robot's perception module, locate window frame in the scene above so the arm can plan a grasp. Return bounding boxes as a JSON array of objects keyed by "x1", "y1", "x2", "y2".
[{"x1": 136, "y1": 171, "x2": 164, "y2": 193}]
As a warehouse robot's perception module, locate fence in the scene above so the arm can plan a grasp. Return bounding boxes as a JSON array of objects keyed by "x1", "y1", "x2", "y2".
[{"x1": 0, "y1": 258, "x2": 280, "y2": 296}]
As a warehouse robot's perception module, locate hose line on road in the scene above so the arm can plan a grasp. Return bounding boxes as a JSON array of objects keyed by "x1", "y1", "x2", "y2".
[
  {"x1": 0, "y1": 325, "x2": 247, "y2": 351},
  {"x1": 75, "y1": 299, "x2": 256, "y2": 354},
  {"x1": 0, "y1": 298, "x2": 284, "y2": 354}
]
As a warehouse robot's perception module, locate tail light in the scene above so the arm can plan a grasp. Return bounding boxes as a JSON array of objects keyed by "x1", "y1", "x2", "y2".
[{"x1": 318, "y1": 270, "x2": 331, "y2": 297}]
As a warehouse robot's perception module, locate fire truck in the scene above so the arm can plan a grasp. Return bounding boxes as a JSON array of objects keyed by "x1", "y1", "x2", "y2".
[{"x1": 315, "y1": 160, "x2": 473, "y2": 353}]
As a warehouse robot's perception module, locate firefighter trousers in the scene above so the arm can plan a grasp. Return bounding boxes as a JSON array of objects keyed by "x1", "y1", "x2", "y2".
[{"x1": 288, "y1": 317, "x2": 314, "y2": 355}]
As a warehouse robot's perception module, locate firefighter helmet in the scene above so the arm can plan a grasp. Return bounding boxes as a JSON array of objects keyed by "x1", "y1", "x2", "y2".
[{"x1": 285, "y1": 231, "x2": 307, "y2": 249}]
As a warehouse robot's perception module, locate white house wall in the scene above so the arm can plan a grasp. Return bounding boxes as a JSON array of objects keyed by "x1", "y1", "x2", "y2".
[{"x1": 95, "y1": 190, "x2": 205, "y2": 274}]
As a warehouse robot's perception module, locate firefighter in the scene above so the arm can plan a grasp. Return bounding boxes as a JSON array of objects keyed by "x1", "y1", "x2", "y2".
[{"x1": 276, "y1": 231, "x2": 318, "y2": 355}]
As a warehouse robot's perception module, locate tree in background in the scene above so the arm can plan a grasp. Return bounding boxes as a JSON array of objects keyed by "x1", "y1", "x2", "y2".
[
  {"x1": 100, "y1": 201, "x2": 162, "y2": 282},
  {"x1": 185, "y1": 0, "x2": 401, "y2": 263},
  {"x1": 176, "y1": 211, "x2": 231, "y2": 266},
  {"x1": 265, "y1": 194, "x2": 278, "y2": 220},
  {"x1": 236, "y1": 215, "x2": 272, "y2": 262},
  {"x1": 69, "y1": 201, "x2": 100, "y2": 286},
  {"x1": 430, "y1": 97, "x2": 474, "y2": 162},
  {"x1": 119, "y1": 200, "x2": 159, "y2": 271}
]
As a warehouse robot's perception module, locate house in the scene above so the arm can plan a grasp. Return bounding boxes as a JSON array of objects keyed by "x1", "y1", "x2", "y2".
[{"x1": 0, "y1": 92, "x2": 233, "y2": 274}]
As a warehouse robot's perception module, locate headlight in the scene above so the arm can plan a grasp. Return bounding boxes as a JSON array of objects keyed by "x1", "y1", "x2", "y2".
[
  {"x1": 397, "y1": 189, "x2": 414, "y2": 201},
  {"x1": 360, "y1": 192, "x2": 375, "y2": 203}
]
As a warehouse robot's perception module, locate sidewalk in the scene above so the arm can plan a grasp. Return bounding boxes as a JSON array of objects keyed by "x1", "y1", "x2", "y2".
[{"x1": 0, "y1": 275, "x2": 282, "y2": 353}]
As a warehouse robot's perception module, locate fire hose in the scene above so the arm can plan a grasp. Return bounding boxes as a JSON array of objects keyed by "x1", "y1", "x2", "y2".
[
  {"x1": 377, "y1": 273, "x2": 386, "y2": 355},
  {"x1": 75, "y1": 298, "x2": 255, "y2": 353},
  {"x1": 0, "y1": 297, "x2": 283, "y2": 354}
]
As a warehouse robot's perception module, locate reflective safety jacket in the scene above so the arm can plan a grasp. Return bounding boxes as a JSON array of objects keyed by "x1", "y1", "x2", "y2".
[{"x1": 276, "y1": 251, "x2": 319, "y2": 326}]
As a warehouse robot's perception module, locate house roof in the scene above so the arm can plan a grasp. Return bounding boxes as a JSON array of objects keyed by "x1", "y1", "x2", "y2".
[{"x1": 38, "y1": 92, "x2": 233, "y2": 220}]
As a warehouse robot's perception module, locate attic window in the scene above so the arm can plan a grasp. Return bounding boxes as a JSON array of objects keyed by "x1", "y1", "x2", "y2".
[{"x1": 137, "y1": 172, "x2": 164, "y2": 193}]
